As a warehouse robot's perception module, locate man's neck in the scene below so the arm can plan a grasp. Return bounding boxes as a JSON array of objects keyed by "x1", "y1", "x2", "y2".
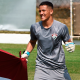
[{"x1": 42, "y1": 18, "x2": 54, "y2": 29}]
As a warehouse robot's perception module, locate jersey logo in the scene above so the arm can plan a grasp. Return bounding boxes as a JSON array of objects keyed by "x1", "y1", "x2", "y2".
[{"x1": 52, "y1": 33, "x2": 57, "y2": 40}]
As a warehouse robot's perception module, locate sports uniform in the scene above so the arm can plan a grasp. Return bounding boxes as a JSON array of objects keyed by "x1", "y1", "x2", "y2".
[{"x1": 30, "y1": 20, "x2": 71, "y2": 80}]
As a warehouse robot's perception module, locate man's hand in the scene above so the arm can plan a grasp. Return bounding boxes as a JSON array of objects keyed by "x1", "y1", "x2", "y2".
[
  {"x1": 65, "y1": 42, "x2": 75, "y2": 52},
  {"x1": 21, "y1": 51, "x2": 30, "y2": 61}
]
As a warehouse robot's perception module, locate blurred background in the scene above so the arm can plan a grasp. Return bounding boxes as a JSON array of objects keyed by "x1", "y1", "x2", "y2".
[{"x1": 0, "y1": 0, "x2": 36, "y2": 31}]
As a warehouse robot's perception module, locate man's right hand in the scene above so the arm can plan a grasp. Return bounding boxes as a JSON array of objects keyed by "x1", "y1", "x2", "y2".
[{"x1": 21, "y1": 51, "x2": 30, "y2": 61}]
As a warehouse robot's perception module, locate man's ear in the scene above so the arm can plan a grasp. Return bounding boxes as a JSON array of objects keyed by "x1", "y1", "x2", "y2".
[{"x1": 50, "y1": 9, "x2": 53, "y2": 15}]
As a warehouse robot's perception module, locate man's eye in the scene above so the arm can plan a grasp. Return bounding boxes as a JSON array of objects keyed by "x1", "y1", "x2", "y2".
[{"x1": 39, "y1": 10, "x2": 41, "y2": 12}]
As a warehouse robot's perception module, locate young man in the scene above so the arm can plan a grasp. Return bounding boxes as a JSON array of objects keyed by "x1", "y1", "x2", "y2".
[{"x1": 21, "y1": 1, "x2": 75, "y2": 80}]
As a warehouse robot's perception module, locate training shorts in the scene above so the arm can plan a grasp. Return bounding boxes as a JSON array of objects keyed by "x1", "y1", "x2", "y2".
[{"x1": 34, "y1": 66, "x2": 71, "y2": 80}]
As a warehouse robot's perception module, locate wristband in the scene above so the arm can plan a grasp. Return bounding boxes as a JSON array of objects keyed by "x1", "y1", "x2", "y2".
[
  {"x1": 25, "y1": 51, "x2": 30, "y2": 56},
  {"x1": 65, "y1": 42, "x2": 74, "y2": 46}
]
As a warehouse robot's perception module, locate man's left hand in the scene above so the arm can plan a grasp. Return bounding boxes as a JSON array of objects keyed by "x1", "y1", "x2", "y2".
[{"x1": 65, "y1": 42, "x2": 75, "y2": 52}]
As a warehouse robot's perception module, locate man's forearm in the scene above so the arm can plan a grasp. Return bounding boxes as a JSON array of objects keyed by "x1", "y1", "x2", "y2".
[
  {"x1": 21, "y1": 40, "x2": 37, "y2": 60},
  {"x1": 26, "y1": 40, "x2": 37, "y2": 52}
]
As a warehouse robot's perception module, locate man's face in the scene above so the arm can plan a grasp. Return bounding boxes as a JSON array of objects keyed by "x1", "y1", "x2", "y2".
[{"x1": 39, "y1": 5, "x2": 53, "y2": 21}]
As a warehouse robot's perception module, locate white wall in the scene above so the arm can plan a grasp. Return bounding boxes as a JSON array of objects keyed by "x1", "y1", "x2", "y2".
[{"x1": 0, "y1": 33, "x2": 30, "y2": 44}]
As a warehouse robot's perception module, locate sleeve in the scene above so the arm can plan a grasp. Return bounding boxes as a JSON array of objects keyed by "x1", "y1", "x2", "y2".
[
  {"x1": 61, "y1": 25, "x2": 70, "y2": 43},
  {"x1": 30, "y1": 25, "x2": 37, "y2": 40}
]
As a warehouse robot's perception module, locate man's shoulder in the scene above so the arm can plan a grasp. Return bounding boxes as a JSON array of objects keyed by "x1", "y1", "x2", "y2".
[
  {"x1": 54, "y1": 20, "x2": 66, "y2": 26},
  {"x1": 31, "y1": 21, "x2": 41, "y2": 27},
  {"x1": 53, "y1": 20, "x2": 67, "y2": 30},
  {"x1": 31, "y1": 21, "x2": 42, "y2": 32}
]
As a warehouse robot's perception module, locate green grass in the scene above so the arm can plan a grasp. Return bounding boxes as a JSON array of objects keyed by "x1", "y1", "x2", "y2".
[{"x1": 0, "y1": 43, "x2": 80, "y2": 80}]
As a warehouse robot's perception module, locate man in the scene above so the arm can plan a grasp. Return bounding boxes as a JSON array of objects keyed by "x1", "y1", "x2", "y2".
[{"x1": 21, "y1": 1, "x2": 75, "y2": 80}]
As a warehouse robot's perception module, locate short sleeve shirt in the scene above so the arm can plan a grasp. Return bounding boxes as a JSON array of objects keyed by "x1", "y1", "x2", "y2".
[{"x1": 30, "y1": 20, "x2": 70, "y2": 69}]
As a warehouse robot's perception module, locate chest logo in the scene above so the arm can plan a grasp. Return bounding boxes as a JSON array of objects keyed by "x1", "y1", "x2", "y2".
[{"x1": 52, "y1": 33, "x2": 57, "y2": 40}]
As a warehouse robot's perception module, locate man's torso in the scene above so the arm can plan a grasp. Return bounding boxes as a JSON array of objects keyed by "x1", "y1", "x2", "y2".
[{"x1": 30, "y1": 20, "x2": 70, "y2": 69}]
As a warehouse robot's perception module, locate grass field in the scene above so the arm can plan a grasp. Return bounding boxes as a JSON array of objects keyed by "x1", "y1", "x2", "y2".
[{"x1": 0, "y1": 43, "x2": 80, "y2": 80}]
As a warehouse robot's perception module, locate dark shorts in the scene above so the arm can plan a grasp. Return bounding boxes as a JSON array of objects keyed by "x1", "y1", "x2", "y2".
[{"x1": 34, "y1": 67, "x2": 71, "y2": 80}]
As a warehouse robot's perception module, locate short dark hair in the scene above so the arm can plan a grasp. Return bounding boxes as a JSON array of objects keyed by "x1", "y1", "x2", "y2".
[{"x1": 39, "y1": 1, "x2": 53, "y2": 9}]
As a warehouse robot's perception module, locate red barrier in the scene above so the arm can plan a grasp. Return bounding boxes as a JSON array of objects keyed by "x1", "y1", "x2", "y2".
[{"x1": 0, "y1": 49, "x2": 28, "y2": 80}]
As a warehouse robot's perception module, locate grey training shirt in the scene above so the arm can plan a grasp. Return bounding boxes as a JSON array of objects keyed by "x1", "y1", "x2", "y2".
[{"x1": 30, "y1": 20, "x2": 70, "y2": 69}]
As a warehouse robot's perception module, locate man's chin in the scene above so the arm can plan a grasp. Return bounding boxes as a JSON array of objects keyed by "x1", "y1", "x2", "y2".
[{"x1": 41, "y1": 19, "x2": 46, "y2": 21}]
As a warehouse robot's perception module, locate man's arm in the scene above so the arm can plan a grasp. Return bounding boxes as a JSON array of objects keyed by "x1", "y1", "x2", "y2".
[
  {"x1": 26, "y1": 40, "x2": 37, "y2": 52},
  {"x1": 67, "y1": 39, "x2": 72, "y2": 42},
  {"x1": 21, "y1": 40, "x2": 37, "y2": 60}
]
